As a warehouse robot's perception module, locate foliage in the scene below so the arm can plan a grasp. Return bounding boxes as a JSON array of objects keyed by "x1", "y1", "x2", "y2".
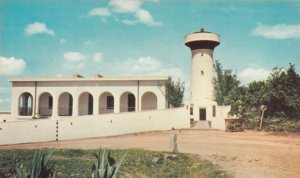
[
  {"x1": 266, "y1": 64, "x2": 300, "y2": 119},
  {"x1": 263, "y1": 118, "x2": 300, "y2": 132},
  {"x1": 0, "y1": 149, "x2": 231, "y2": 178},
  {"x1": 166, "y1": 78, "x2": 185, "y2": 107},
  {"x1": 215, "y1": 60, "x2": 300, "y2": 131},
  {"x1": 16, "y1": 150, "x2": 55, "y2": 178},
  {"x1": 214, "y1": 60, "x2": 240, "y2": 105},
  {"x1": 92, "y1": 148, "x2": 126, "y2": 178}
]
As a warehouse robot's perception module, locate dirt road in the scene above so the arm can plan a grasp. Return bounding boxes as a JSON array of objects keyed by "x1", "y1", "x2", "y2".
[{"x1": 1, "y1": 130, "x2": 299, "y2": 178}]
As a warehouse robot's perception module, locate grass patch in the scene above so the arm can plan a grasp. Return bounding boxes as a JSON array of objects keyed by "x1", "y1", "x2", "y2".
[{"x1": 0, "y1": 148, "x2": 232, "y2": 178}]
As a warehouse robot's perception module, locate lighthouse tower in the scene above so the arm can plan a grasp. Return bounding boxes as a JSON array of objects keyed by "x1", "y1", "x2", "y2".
[{"x1": 185, "y1": 28, "x2": 220, "y2": 122}]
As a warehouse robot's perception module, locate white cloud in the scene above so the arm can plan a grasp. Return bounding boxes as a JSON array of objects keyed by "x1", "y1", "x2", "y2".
[
  {"x1": 116, "y1": 56, "x2": 184, "y2": 81},
  {"x1": 135, "y1": 9, "x2": 161, "y2": 26},
  {"x1": 92, "y1": 53, "x2": 103, "y2": 63},
  {"x1": 0, "y1": 56, "x2": 26, "y2": 76},
  {"x1": 63, "y1": 52, "x2": 86, "y2": 62},
  {"x1": 251, "y1": 23, "x2": 300, "y2": 39},
  {"x1": 239, "y1": 67, "x2": 271, "y2": 84},
  {"x1": 60, "y1": 38, "x2": 67, "y2": 44},
  {"x1": 122, "y1": 19, "x2": 136, "y2": 26},
  {"x1": 109, "y1": 0, "x2": 141, "y2": 13},
  {"x1": 88, "y1": 0, "x2": 161, "y2": 27},
  {"x1": 25, "y1": 22, "x2": 55, "y2": 36},
  {"x1": 89, "y1": 7, "x2": 111, "y2": 17}
]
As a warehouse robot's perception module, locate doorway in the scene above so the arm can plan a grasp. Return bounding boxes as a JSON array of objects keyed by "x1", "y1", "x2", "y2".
[
  {"x1": 128, "y1": 93, "x2": 135, "y2": 112},
  {"x1": 199, "y1": 108, "x2": 206, "y2": 120}
]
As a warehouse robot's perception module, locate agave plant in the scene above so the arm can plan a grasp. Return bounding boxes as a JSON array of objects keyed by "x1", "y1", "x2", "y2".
[
  {"x1": 92, "y1": 148, "x2": 126, "y2": 178},
  {"x1": 16, "y1": 150, "x2": 55, "y2": 178}
]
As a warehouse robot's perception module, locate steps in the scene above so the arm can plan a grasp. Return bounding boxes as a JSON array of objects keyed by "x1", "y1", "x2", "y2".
[{"x1": 192, "y1": 121, "x2": 211, "y2": 129}]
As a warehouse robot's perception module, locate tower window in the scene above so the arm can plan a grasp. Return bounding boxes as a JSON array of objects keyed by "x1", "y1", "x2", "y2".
[
  {"x1": 190, "y1": 107, "x2": 193, "y2": 115},
  {"x1": 201, "y1": 71, "x2": 204, "y2": 75}
]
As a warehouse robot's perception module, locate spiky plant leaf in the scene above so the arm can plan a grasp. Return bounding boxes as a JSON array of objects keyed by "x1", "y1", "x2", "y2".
[
  {"x1": 111, "y1": 152, "x2": 127, "y2": 178},
  {"x1": 16, "y1": 167, "x2": 26, "y2": 178}
]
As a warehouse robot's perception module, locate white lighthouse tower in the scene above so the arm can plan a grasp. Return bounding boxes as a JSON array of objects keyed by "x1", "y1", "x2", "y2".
[{"x1": 185, "y1": 28, "x2": 220, "y2": 123}]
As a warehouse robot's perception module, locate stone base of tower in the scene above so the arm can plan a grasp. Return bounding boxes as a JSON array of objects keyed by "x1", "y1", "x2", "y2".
[{"x1": 187, "y1": 102, "x2": 231, "y2": 130}]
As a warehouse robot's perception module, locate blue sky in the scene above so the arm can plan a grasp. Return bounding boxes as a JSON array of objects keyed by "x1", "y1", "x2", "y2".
[{"x1": 1, "y1": 0, "x2": 300, "y2": 111}]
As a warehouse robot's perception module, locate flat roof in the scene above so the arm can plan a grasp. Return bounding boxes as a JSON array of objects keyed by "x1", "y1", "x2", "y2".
[{"x1": 9, "y1": 76, "x2": 170, "y2": 82}]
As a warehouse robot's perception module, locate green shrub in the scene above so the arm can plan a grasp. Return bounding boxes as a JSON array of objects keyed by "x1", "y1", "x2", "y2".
[{"x1": 263, "y1": 118, "x2": 300, "y2": 132}]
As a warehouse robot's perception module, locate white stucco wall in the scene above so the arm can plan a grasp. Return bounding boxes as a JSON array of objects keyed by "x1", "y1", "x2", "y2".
[
  {"x1": 58, "y1": 107, "x2": 189, "y2": 140},
  {"x1": 0, "y1": 119, "x2": 57, "y2": 145},
  {"x1": 211, "y1": 105, "x2": 231, "y2": 130},
  {"x1": 0, "y1": 108, "x2": 189, "y2": 145},
  {"x1": 190, "y1": 49, "x2": 215, "y2": 107},
  {"x1": 0, "y1": 112, "x2": 12, "y2": 122}
]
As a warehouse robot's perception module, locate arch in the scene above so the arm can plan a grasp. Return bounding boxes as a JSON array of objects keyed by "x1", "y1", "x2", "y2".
[
  {"x1": 120, "y1": 92, "x2": 136, "y2": 112},
  {"x1": 99, "y1": 92, "x2": 114, "y2": 114},
  {"x1": 38, "y1": 92, "x2": 53, "y2": 117},
  {"x1": 58, "y1": 92, "x2": 73, "y2": 116},
  {"x1": 78, "y1": 92, "x2": 93, "y2": 116},
  {"x1": 141, "y1": 92, "x2": 157, "y2": 111},
  {"x1": 19, "y1": 92, "x2": 33, "y2": 116}
]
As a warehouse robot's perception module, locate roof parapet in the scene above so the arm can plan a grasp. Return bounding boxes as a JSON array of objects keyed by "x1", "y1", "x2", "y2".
[
  {"x1": 95, "y1": 72, "x2": 103, "y2": 78},
  {"x1": 73, "y1": 73, "x2": 83, "y2": 78}
]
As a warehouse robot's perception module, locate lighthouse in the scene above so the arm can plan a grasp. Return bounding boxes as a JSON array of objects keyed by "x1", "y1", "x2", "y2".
[{"x1": 185, "y1": 28, "x2": 220, "y2": 122}]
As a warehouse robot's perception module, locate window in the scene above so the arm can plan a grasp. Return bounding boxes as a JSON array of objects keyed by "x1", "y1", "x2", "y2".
[
  {"x1": 212, "y1": 105, "x2": 216, "y2": 117},
  {"x1": 48, "y1": 96, "x2": 53, "y2": 109},
  {"x1": 201, "y1": 71, "x2": 204, "y2": 75},
  {"x1": 107, "y1": 96, "x2": 114, "y2": 109},
  {"x1": 19, "y1": 93, "x2": 33, "y2": 116},
  {"x1": 190, "y1": 107, "x2": 193, "y2": 115}
]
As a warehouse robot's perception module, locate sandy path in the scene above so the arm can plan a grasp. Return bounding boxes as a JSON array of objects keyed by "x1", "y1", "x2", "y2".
[{"x1": 1, "y1": 130, "x2": 300, "y2": 178}]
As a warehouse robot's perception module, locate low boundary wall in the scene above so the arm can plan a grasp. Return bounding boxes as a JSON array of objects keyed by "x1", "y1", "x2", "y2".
[
  {"x1": 0, "y1": 119, "x2": 57, "y2": 145},
  {"x1": 0, "y1": 108, "x2": 189, "y2": 145}
]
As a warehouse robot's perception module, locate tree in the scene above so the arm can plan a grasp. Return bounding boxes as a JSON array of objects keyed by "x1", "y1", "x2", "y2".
[
  {"x1": 214, "y1": 60, "x2": 240, "y2": 105},
  {"x1": 267, "y1": 64, "x2": 300, "y2": 119},
  {"x1": 214, "y1": 61, "x2": 300, "y2": 130},
  {"x1": 166, "y1": 78, "x2": 185, "y2": 107}
]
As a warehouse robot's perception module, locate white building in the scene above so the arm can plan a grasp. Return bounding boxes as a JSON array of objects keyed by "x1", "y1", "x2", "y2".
[
  {"x1": 0, "y1": 28, "x2": 230, "y2": 145},
  {"x1": 9, "y1": 75, "x2": 168, "y2": 119}
]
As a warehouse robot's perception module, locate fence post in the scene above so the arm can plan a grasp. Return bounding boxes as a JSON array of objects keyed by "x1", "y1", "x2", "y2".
[{"x1": 169, "y1": 134, "x2": 178, "y2": 152}]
